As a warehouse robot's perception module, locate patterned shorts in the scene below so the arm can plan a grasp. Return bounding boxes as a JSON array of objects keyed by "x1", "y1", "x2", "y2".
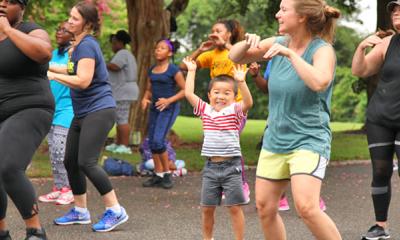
[{"x1": 116, "y1": 100, "x2": 132, "y2": 124}]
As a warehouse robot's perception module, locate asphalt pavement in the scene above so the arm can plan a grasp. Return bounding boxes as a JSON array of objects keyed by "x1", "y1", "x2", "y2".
[{"x1": 5, "y1": 162, "x2": 400, "y2": 240}]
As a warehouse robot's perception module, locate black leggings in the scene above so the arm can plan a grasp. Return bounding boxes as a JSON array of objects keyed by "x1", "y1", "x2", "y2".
[
  {"x1": 0, "y1": 108, "x2": 52, "y2": 219},
  {"x1": 64, "y1": 108, "x2": 116, "y2": 196},
  {"x1": 366, "y1": 121, "x2": 400, "y2": 222}
]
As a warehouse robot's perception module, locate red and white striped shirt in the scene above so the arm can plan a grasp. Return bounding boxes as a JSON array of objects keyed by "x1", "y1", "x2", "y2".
[{"x1": 194, "y1": 99, "x2": 245, "y2": 157}]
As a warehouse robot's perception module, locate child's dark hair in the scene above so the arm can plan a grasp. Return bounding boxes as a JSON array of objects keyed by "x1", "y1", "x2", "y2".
[
  {"x1": 208, "y1": 74, "x2": 238, "y2": 96},
  {"x1": 156, "y1": 38, "x2": 180, "y2": 54},
  {"x1": 109, "y1": 30, "x2": 131, "y2": 45},
  {"x1": 216, "y1": 19, "x2": 245, "y2": 44}
]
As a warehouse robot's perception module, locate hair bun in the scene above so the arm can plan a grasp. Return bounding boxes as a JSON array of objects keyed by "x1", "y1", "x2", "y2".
[{"x1": 324, "y1": 5, "x2": 341, "y2": 19}]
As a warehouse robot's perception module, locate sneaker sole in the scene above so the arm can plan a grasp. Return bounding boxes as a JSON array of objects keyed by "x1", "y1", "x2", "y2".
[
  {"x1": 56, "y1": 200, "x2": 74, "y2": 205},
  {"x1": 92, "y1": 215, "x2": 129, "y2": 232},
  {"x1": 362, "y1": 235, "x2": 391, "y2": 240},
  {"x1": 38, "y1": 199, "x2": 58, "y2": 203},
  {"x1": 278, "y1": 207, "x2": 290, "y2": 211},
  {"x1": 54, "y1": 220, "x2": 91, "y2": 225}
]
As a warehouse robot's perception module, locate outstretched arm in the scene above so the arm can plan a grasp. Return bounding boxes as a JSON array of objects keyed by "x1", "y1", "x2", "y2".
[
  {"x1": 182, "y1": 57, "x2": 200, "y2": 107},
  {"x1": 229, "y1": 33, "x2": 275, "y2": 64},
  {"x1": 233, "y1": 65, "x2": 253, "y2": 113}
]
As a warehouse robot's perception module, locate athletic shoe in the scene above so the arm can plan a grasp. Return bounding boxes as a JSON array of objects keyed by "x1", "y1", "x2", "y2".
[
  {"x1": 0, "y1": 230, "x2": 11, "y2": 240},
  {"x1": 54, "y1": 208, "x2": 91, "y2": 225},
  {"x1": 92, "y1": 207, "x2": 129, "y2": 232},
  {"x1": 56, "y1": 187, "x2": 74, "y2": 205},
  {"x1": 278, "y1": 196, "x2": 290, "y2": 211},
  {"x1": 243, "y1": 182, "x2": 250, "y2": 204},
  {"x1": 25, "y1": 228, "x2": 47, "y2": 240},
  {"x1": 142, "y1": 174, "x2": 163, "y2": 188},
  {"x1": 319, "y1": 198, "x2": 327, "y2": 211},
  {"x1": 105, "y1": 143, "x2": 118, "y2": 152},
  {"x1": 362, "y1": 224, "x2": 390, "y2": 240},
  {"x1": 113, "y1": 145, "x2": 132, "y2": 154},
  {"x1": 160, "y1": 173, "x2": 173, "y2": 189},
  {"x1": 38, "y1": 187, "x2": 61, "y2": 203}
]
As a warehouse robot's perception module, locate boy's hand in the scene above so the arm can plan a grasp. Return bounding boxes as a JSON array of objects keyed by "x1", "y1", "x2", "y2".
[
  {"x1": 233, "y1": 64, "x2": 248, "y2": 82},
  {"x1": 182, "y1": 57, "x2": 197, "y2": 71},
  {"x1": 248, "y1": 62, "x2": 260, "y2": 77}
]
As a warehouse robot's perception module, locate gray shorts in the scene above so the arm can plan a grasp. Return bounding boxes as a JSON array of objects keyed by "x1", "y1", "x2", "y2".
[
  {"x1": 116, "y1": 100, "x2": 131, "y2": 124},
  {"x1": 201, "y1": 157, "x2": 246, "y2": 206}
]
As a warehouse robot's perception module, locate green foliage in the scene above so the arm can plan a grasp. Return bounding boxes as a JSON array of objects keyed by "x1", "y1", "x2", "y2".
[
  {"x1": 331, "y1": 67, "x2": 367, "y2": 122},
  {"x1": 334, "y1": 26, "x2": 362, "y2": 67}
]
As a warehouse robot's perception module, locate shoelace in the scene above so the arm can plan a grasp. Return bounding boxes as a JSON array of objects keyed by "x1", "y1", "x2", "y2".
[{"x1": 99, "y1": 210, "x2": 118, "y2": 224}]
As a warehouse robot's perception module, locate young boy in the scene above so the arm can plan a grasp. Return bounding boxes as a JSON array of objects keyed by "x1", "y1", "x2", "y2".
[{"x1": 182, "y1": 57, "x2": 253, "y2": 240}]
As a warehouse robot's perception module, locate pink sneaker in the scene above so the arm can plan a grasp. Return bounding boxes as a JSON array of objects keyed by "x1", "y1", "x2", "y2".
[
  {"x1": 278, "y1": 196, "x2": 290, "y2": 211},
  {"x1": 243, "y1": 182, "x2": 250, "y2": 204},
  {"x1": 56, "y1": 187, "x2": 74, "y2": 205},
  {"x1": 38, "y1": 187, "x2": 61, "y2": 203},
  {"x1": 319, "y1": 198, "x2": 327, "y2": 211}
]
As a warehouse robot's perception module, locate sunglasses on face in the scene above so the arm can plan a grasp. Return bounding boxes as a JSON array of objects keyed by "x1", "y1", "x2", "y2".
[
  {"x1": 56, "y1": 28, "x2": 73, "y2": 35},
  {"x1": 2, "y1": 0, "x2": 21, "y2": 5}
]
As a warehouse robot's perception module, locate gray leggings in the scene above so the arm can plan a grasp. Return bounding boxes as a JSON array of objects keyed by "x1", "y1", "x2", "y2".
[{"x1": 48, "y1": 125, "x2": 70, "y2": 189}]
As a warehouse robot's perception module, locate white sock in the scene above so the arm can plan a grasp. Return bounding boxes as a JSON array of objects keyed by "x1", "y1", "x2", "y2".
[
  {"x1": 156, "y1": 172, "x2": 165, "y2": 177},
  {"x1": 106, "y1": 204, "x2": 122, "y2": 215},
  {"x1": 74, "y1": 206, "x2": 88, "y2": 214}
]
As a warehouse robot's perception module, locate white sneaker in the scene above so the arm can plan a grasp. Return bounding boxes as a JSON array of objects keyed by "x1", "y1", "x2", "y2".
[
  {"x1": 113, "y1": 145, "x2": 132, "y2": 154},
  {"x1": 56, "y1": 187, "x2": 74, "y2": 205},
  {"x1": 105, "y1": 143, "x2": 118, "y2": 152},
  {"x1": 38, "y1": 187, "x2": 61, "y2": 203}
]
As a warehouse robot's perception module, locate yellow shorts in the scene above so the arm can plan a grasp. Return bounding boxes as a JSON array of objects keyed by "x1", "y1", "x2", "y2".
[{"x1": 256, "y1": 149, "x2": 329, "y2": 180}]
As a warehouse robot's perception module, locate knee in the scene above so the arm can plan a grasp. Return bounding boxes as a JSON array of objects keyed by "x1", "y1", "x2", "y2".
[
  {"x1": 202, "y1": 207, "x2": 216, "y2": 218},
  {"x1": 256, "y1": 199, "x2": 278, "y2": 220},
  {"x1": 228, "y1": 205, "x2": 242, "y2": 215},
  {"x1": 294, "y1": 200, "x2": 319, "y2": 220},
  {"x1": 77, "y1": 160, "x2": 96, "y2": 172}
]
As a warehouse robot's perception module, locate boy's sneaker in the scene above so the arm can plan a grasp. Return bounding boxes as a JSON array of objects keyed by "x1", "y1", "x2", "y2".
[
  {"x1": 142, "y1": 174, "x2": 163, "y2": 187},
  {"x1": 113, "y1": 145, "x2": 132, "y2": 154},
  {"x1": 319, "y1": 198, "x2": 327, "y2": 211},
  {"x1": 278, "y1": 196, "x2": 290, "y2": 211},
  {"x1": 38, "y1": 187, "x2": 61, "y2": 203},
  {"x1": 362, "y1": 224, "x2": 390, "y2": 240},
  {"x1": 0, "y1": 230, "x2": 11, "y2": 240},
  {"x1": 54, "y1": 208, "x2": 91, "y2": 225},
  {"x1": 92, "y1": 207, "x2": 129, "y2": 232},
  {"x1": 105, "y1": 143, "x2": 118, "y2": 152},
  {"x1": 161, "y1": 173, "x2": 173, "y2": 189},
  {"x1": 243, "y1": 182, "x2": 250, "y2": 204},
  {"x1": 25, "y1": 228, "x2": 47, "y2": 240},
  {"x1": 56, "y1": 188, "x2": 74, "y2": 205}
]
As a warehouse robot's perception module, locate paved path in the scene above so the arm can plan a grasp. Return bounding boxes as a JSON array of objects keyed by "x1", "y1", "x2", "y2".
[{"x1": 5, "y1": 163, "x2": 400, "y2": 239}]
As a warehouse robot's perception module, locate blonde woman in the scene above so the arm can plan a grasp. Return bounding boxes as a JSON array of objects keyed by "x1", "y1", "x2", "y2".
[{"x1": 229, "y1": 0, "x2": 341, "y2": 239}]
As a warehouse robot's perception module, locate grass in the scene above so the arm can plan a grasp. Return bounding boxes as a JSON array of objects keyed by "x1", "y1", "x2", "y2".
[{"x1": 28, "y1": 116, "x2": 368, "y2": 177}]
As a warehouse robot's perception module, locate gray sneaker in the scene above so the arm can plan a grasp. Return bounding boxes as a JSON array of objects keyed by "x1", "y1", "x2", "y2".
[
  {"x1": 142, "y1": 174, "x2": 163, "y2": 187},
  {"x1": 161, "y1": 173, "x2": 173, "y2": 189},
  {"x1": 0, "y1": 230, "x2": 11, "y2": 240},
  {"x1": 25, "y1": 228, "x2": 47, "y2": 240},
  {"x1": 362, "y1": 225, "x2": 390, "y2": 240}
]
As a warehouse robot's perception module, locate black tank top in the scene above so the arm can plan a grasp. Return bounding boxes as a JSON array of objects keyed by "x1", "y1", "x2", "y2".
[
  {"x1": 0, "y1": 22, "x2": 54, "y2": 121},
  {"x1": 367, "y1": 34, "x2": 400, "y2": 127}
]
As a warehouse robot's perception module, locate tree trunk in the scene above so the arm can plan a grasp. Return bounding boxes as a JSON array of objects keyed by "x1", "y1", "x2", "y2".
[{"x1": 125, "y1": 0, "x2": 188, "y2": 144}]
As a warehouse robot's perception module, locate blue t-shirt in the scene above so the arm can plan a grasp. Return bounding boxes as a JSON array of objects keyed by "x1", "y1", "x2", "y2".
[
  {"x1": 263, "y1": 37, "x2": 334, "y2": 159},
  {"x1": 263, "y1": 61, "x2": 272, "y2": 80},
  {"x1": 148, "y1": 64, "x2": 179, "y2": 103},
  {"x1": 49, "y1": 48, "x2": 74, "y2": 128},
  {"x1": 68, "y1": 35, "x2": 115, "y2": 117}
]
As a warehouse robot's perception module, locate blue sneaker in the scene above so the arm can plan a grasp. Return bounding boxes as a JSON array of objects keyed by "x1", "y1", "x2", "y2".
[
  {"x1": 54, "y1": 208, "x2": 91, "y2": 225},
  {"x1": 92, "y1": 207, "x2": 129, "y2": 232}
]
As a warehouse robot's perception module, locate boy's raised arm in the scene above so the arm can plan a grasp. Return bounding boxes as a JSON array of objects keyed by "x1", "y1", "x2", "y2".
[
  {"x1": 182, "y1": 57, "x2": 200, "y2": 107},
  {"x1": 233, "y1": 64, "x2": 253, "y2": 113}
]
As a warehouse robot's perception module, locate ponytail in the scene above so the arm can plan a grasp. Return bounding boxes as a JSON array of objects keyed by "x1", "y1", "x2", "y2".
[
  {"x1": 293, "y1": 0, "x2": 340, "y2": 44},
  {"x1": 216, "y1": 19, "x2": 245, "y2": 44}
]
